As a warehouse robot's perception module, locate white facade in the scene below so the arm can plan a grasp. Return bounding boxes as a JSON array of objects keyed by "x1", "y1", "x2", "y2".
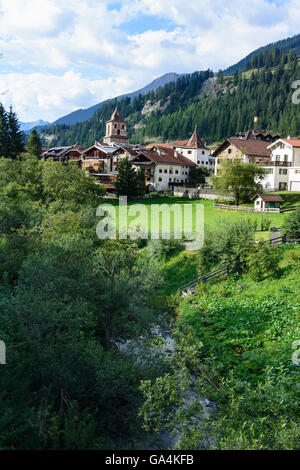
[
  {"x1": 153, "y1": 163, "x2": 191, "y2": 191},
  {"x1": 260, "y1": 139, "x2": 300, "y2": 191},
  {"x1": 175, "y1": 146, "x2": 214, "y2": 171}
]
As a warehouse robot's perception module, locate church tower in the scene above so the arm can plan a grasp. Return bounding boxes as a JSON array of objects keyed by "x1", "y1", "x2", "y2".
[{"x1": 103, "y1": 107, "x2": 129, "y2": 144}]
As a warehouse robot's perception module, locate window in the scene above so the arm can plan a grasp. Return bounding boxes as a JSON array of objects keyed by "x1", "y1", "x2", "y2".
[
  {"x1": 202, "y1": 161, "x2": 204, "y2": 165},
  {"x1": 159, "y1": 169, "x2": 162, "y2": 173},
  {"x1": 122, "y1": 125, "x2": 124, "y2": 129},
  {"x1": 164, "y1": 169, "x2": 168, "y2": 174},
  {"x1": 295, "y1": 170, "x2": 300, "y2": 174},
  {"x1": 197, "y1": 161, "x2": 200, "y2": 164},
  {"x1": 188, "y1": 151, "x2": 192, "y2": 155},
  {"x1": 175, "y1": 170, "x2": 179, "y2": 174},
  {"x1": 279, "y1": 169, "x2": 287, "y2": 175},
  {"x1": 169, "y1": 169, "x2": 173, "y2": 174},
  {"x1": 158, "y1": 177, "x2": 162, "y2": 182},
  {"x1": 265, "y1": 169, "x2": 274, "y2": 174},
  {"x1": 228, "y1": 149, "x2": 232, "y2": 154},
  {"x1": 202, "y1": 151, "x2": 205, "y2": 155}
]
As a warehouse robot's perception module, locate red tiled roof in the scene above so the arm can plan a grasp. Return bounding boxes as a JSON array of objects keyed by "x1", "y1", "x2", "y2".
[
  {"x1": 281, "y1": 139, "x2": 300, "y2": 148},
  {"x1": 172, "y1": 140, "x2": 188, "y2": 147}
]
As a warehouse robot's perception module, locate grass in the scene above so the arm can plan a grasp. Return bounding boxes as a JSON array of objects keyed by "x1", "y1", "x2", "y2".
[
  {"x1": 104, "y1": 196, "x2": 289, "y2": 235},
  {"x1": 178, "y1": 244, "x2": 300, "y2": 375}
]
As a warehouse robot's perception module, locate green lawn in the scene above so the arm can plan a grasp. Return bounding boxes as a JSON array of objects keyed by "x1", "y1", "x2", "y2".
[{"x1": 103, "y1": 196, "x2": 289, "y2": 235}]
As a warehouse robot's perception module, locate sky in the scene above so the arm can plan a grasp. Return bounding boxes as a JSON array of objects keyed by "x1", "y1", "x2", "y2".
[{"x1": 0, "y1": 0, "x2": 299, "y2": 123}]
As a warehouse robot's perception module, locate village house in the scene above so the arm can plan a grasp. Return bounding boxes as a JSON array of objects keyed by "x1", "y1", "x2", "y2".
[
  {"x1": 213, "y1": 133, "x2": 276, "y2": 175},
  {"x1": 173, "y1": 127, "x2": 214, "y2": 171},
  {"x1": 131, "y1": 146, "x2": 196, "y2": 192},
  {"x1": 147, "y1": 127, "x2": 214, "y2": 172},
  {"x1": 253, "y1": 194, "x2": 283, "y2": 212},
  {"x1": 42, "y1": 144, "x2": 84, "y2": 163},
  {"x1": 213, "y1": 131, "x2": 281, "y2": 174},
  {"x1": 261, "y1": 138, "x2": 300, "y2": 191}
]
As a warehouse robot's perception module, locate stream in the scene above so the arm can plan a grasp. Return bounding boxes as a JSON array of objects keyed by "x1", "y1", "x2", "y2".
[{"x1": 114, "y1": 321, "x2": 216, "y2": 450}]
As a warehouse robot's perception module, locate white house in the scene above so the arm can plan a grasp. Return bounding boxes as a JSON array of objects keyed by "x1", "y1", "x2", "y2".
[
  {"x1": 174, "y1": 127, "x2": 214, "y2": 171},
  {"x1": 261, "y1": 138, "x2": 300, "y2": 191},
  {"x1": 131, "y1": 147, "x2": 196, "y2": 192}
]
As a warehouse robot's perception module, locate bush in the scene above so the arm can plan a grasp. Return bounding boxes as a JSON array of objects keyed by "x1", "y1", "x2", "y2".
[
  {"x1": 246, "y1": 244, "x2": 282, "y2": 281},
  {"x1": 146, "y1": 239, "x2": 183, "y2": 259},
  {"x1": 283, "y1": 207, "x2": 300, "y2": 237}
]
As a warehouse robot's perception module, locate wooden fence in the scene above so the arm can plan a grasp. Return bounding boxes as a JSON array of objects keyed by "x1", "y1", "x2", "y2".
[{"x1": 179, "y1": 235, "x2": 300, "y2": 297}]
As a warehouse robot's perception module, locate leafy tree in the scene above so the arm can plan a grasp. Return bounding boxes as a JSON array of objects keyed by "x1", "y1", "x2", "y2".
[
  {"x1": 42, "y1": 160, "x2": 105, "y2": 204},
  {"x1": 188, "y1": 166, "x2": 209, "y2": 185},
  {"x1": 26, "y1": 130, "x2": 42, "y2": 158},
  {"x1": 212, "y1": 160, "x2": 266, "y2": 206}
]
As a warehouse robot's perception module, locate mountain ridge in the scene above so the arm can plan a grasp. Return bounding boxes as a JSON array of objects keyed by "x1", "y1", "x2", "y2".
[{"x1": 52, "y1": 72, "x2": 185, "y2": 127}]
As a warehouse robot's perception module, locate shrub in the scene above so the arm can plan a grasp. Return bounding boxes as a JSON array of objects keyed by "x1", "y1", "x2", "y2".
[
  {"x1": 283, "y1": 207, "x2": 300, "y2": 238},
  {"x1": 246, "y1": 244, "x2": 282, "y2": 281},
  {"x1": 146, "y1": 239, "x2": 183, "y2": 259}
]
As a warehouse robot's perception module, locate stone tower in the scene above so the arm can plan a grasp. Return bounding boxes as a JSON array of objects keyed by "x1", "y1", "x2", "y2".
[{"x1": 103, "y1": 107, "x2": 129, "y2": 144}]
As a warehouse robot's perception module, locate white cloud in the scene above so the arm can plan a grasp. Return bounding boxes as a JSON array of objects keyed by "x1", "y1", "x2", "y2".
[{"x1": 0, "y1": 0, "x2": 299, "y2": 121}]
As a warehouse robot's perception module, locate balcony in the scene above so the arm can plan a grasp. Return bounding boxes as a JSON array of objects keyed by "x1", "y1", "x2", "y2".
[{"x1": 258, "y1": 161, "x2": 292, "y2": 167}]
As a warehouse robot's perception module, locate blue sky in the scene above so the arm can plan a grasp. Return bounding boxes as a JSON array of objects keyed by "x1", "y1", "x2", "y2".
[{"x1": 0, "y1": 0, "x2": 299, "y2": 122}]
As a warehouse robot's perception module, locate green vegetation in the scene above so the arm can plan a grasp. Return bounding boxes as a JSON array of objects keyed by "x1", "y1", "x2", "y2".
[
  {"x1": 212, "y1": 160, "x2": 266, "y2": 206},
  {"x1": 26, "y1": 129, "x2": 42, "y2": 159},
  {"x1": 115, "y1": 157, "x2": 146, "y2": 199},
  {"x1": 139, "y1": 243, "x2": 300, "y2": 450},
  {"x1": 39, "y1": 48, "x2": 300, "y2": 147}
]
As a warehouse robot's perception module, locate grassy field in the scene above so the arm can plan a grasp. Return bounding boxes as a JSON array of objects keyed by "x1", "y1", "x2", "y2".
[{"x1": 103, "y1": 196, "x2": 289, "y2": 235}]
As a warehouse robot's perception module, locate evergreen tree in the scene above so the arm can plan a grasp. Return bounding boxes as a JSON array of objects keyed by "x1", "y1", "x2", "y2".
[
  {"x1": 8, "y1": 106, "x2": 24, "y2": 158},
  {"x1": 136, "y1": 167, "x2": 146, "y2": 198},
  {"x1": 115, "y1": 157, "x2": 138, "y2": 199},
  {"x1": 0, "y1": 103, "x2": 9, "y2": 158},
  {"x1": 27, "y1": 130, "x2": 42, "y2": 158}
]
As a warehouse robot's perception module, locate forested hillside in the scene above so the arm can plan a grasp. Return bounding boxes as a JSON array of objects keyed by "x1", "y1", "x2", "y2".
[{"x1": 39, "y1": 48, "x2": 300, "y2": 148}]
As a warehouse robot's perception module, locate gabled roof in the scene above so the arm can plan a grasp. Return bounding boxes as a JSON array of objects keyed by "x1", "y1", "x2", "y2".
[
  {"x1": 281, "y1": 139, "x2": 300, "y2": 148},
  {"x1": 253, "y1": 194, "x2": 284, "y2": 203},
  {"x1": 214, "y1": 138, "x2": 271, "y2": 158},
  {"x1": 132, "y1": 148, "x2": 196, "y2": 166},
  {"x1": 83, "y1": 142, "x2": 119, "y2": 155}
]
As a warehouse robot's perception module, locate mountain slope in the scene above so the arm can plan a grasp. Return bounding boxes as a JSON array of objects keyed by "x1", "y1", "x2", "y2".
[
  {"x1": 52, "y1": 72, "x2": 184, "y2": 126},
  {"x1": 223, "y1": 33, "x2": 300, "y2": 75},
  {"x1": 39, "y1": 44, "x2": 300, "y2": 149},
  {"x1": 20, "y1": 120, "x2": 50, "y2": 132}
]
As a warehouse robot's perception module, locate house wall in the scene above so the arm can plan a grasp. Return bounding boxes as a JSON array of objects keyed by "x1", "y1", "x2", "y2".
[
  {"x1": 288, "y1": 167, "x2": 300, "y2": 191},
  {"x1": 176, "y1": 146, "x2": 214, "y2": 171},
  {"x1": 214, "y1": 144, "x2": 243, "y2": 175},
  {"x1": 153, "y1": 163, "x2": 191, "y2": 191},
  {"x1": 260, "y1": 166, "x2": 289, "y2": 190},
  {"x1": 269, "y1": 142, "x2": 293, "y2": 164}
]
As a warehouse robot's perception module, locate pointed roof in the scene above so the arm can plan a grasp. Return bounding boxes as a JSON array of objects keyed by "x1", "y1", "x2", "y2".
[
  {"x1": 185, "y1": 126, "x2": 206, "y2": 149},
  {"x1": 110, "y1": 106, "x2": 124, "y2": 122}
]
